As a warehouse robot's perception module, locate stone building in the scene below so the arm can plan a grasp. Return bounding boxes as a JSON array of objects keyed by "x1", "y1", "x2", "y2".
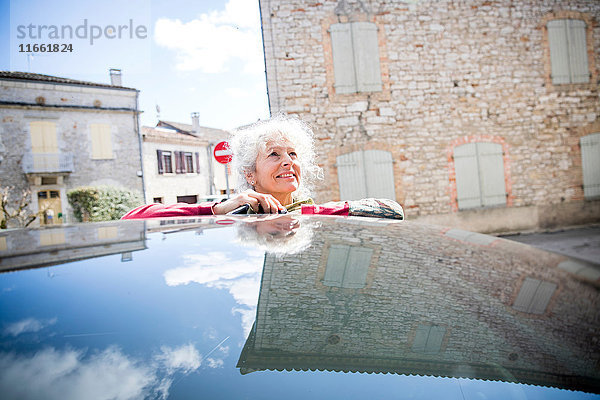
[
  {"x1": 259, "y1": 0, "x2": 600, "y2": 233},
  {"x1": 142, "y1": 115, "x2": 231, "y2": 204},
  {"x1": 0, "y1": 70, "x2": 143, "y2": 226},
  {"x1": 238, "y1": 217, "x2": 600, "y2": 392}
]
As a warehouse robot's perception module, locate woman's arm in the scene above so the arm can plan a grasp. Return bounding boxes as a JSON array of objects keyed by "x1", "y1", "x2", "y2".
[{"x1": 121, "y1": 202, "x2": 217, "y2": 219}]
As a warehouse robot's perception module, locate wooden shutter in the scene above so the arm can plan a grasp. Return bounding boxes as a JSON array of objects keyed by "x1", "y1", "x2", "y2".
[
  {"x1": 323, "y1": 244, "x2": 350, "y2": 287},
  {"x1": 352, "y1": 22, "x2": 382, "y2": 92},
  {"x1": 90, "y1": 124, "x2": 112, "y2": 159},
  {"x1": 412, "y1": 324, "x2": 446, "y2": 354},
  {"x1": 363, "y1": 150, "x2": 396, "y2": 200},
  {"x1": 30, "y1": 121, "x2": 57, "y2": 153},
  {"x1": 330, "y1": 23, "x2": 357, "y2": 94},
  {"x1": 323, "y1": 244, "x2": 372, "y2": 288},
  {"x1": 477, "y1": 142, "x2": 506, "y2": 207},
  {"x1": 454, "y1": 143, "x2": 482, "y2": 209},
  {"x1": 343, "y1": 247, "x2": 373, "y2": 288},
  {"x1": 567, "y1": 19, "x2": 589, "y2": 84},
  {"x1": 30, "y1": 121, "x2": 45, "y2": 153},
  {"x1": 547, "y1": 20, "x2": 571, "y2": 84},
  {"x1": 157, "y1": 150, "x2": 164, "y2": 174},
  {"x1": 513, "y1": 277, "x2": 556, "y2": 314},
  {"x1": 581, "y1": 133, "x2": 600, "y2": 198},
  {"x1": 337, "y1": 151, "x2": 367, "y2": 200},
  {"x1": 195, "y1": 152, "x2": 200, "y2": 174},
  {"x1": 174, "y1": 151, "x2": 181, "y2": 173}
]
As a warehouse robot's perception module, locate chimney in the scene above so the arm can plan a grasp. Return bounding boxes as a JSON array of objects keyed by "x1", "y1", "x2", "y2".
[
  {"x1": 191, "y1": 112, "x2": 200, "y2": 133},
  {"x1": 109, "y1": 68, "x2": 122, "y2": 86}
]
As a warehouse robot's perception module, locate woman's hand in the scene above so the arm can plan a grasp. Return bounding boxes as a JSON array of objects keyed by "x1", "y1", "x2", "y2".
[{"x1": 212, "y1": 190, "x2": 286, "y2": 215}]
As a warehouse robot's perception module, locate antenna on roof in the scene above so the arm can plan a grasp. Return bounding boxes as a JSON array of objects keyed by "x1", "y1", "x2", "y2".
[{"x1": 156, "y1": 104, "x2": 161, "y2": 121}]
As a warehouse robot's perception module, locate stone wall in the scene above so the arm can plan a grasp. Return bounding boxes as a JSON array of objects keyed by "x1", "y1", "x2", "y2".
[
  {"x1": 260, "y1": 0, "x2": 600, "y2": 232},
  {"x1": 244, "y1": 217, "x2": 599, "y2": 387},
  {"x1": 0, "y1": 78, "x2": 143, "y2": 224}
]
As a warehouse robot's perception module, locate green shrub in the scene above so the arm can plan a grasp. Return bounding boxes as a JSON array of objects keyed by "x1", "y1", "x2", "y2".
[{"x1": 67, "y1": 186, "x2": 143, "y2": 222}]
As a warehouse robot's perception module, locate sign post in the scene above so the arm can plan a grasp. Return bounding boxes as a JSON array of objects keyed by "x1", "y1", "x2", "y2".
[{"x1": 213, "y1": 141, "x2": 233, "y2": 198}]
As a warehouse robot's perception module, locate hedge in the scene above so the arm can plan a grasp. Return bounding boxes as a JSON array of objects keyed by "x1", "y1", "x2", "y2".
[{"x1": 67, "y1": 186, "x2": 143, "y2": 222}]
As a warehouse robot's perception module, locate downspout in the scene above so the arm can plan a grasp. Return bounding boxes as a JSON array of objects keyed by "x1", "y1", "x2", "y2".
[
  {"x1": 207, "y1": 143, "x2": 215, "y2": 195},
  {"x1": 134, "y1": 90, "x2": 147, "y2": 202}
]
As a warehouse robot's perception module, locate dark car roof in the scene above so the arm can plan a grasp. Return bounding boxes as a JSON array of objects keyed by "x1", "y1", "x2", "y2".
[{"x1": 0, "y1": 216, "x2": 598, "y2": 399}]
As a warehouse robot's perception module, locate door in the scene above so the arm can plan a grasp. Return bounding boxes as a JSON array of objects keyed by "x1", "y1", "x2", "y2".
[{"x1": 37, "y1": 190, "x2": 63, "y2": 225}]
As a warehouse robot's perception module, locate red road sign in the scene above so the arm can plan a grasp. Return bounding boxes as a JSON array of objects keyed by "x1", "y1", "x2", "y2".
[{"x1": 214, "y1": 141, "x2": 233, "y2": 164}]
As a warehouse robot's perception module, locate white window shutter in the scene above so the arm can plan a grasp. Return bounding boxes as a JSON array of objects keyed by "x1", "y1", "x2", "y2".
[
  {"x1": 412, "y1": 324, "x2": 445, "y2": 354},
  {"x1": 337, "y1": 151, "x2": 367, "y2": 200},
  {"x1": 580, "y1": 133, "x2": 600, "y2": 198},
  {"x1": 567, "y1": 19, "x2": 589, "y2": 84},
  {"x1": 330, "y1": 23, "x2": 357, "y2": 94},
  {"x1": 477, "y1": 142, "x2": 506, "y2": 207},
  {"x1": 342, "y1": 247, "x2": 373, "y2": 289},
  {"x1": 351, "y1": 22, "x2": 382, "y2": 92},
  {"x1": 547, "y1": 20, "x2": 571, "y2": 84},
  {"x1": 454, "y1": 143, "x2": 482, "y2": 209},
  {"x1": 425, "y1": 326, "x2": 446, "y2": 354},
  {"x1": 513, "y1": 277, "x2": 556, "y2": 314},
  {"x1": 411, "y1": 325, "x2": 430, "y2": 353},
  {"x1": 323, "y1": 244, "x2": 350, "y2": 287},
  {"x1": 363, "y1": 150, "x2": 396, "y2": 200}
]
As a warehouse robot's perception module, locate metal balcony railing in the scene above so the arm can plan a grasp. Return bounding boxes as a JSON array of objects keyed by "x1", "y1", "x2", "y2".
[{"x1": 22, "y1": 153, "x2": 74, "y2": 174}]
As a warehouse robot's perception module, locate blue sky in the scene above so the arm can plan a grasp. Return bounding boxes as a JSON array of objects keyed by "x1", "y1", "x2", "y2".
[{"x1": 0, "y1": 0, "x2": 270, "y2": 130}]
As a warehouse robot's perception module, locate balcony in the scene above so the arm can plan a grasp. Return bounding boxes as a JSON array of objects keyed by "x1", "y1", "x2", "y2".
[{"x1": 22, "y1": 153, "x2": 74, "y2": 174}]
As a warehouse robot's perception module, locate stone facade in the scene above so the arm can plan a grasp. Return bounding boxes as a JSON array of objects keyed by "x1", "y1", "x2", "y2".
[
  {"x1": 260, "y1": 0, "x2": 600, "y2": 233},
  {"x1": 0, "y1": 72, "x2": 143, "y2": 225},
  {"x1": 238, "y1": 217, "x2": 600, "y2": 392}
]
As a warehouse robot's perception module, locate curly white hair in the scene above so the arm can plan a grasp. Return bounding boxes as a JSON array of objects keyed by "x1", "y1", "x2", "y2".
[{"x1": 230, "y1": 114, "x2": 323, "y2": 200}]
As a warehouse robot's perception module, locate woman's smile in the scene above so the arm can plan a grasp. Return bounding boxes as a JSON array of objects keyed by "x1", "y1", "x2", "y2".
[{"x1": 251, "y1": 140, "x2": 301, "y2": 205}]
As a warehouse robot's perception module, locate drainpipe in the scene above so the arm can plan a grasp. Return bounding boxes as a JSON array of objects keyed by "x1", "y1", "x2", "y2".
[{"x1": 134, "y1": 90, "x2": 146, "y2": 202}]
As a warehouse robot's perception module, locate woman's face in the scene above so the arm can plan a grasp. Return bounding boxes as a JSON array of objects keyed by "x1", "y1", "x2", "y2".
[{"x1": 251, "y1": 140, "x2": 301, "y2": 198}]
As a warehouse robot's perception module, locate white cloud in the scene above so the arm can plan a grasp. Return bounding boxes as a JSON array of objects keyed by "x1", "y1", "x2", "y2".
[
  {"x1": 163, "y1": 250, "x2": 263, "y2": 337},
  {"x1": 4, "y1": 317, "x2": 57, "y2": 337},
  {"x1": 0, "y1": 343, "x2": 209, "y2": 400},
  {"x1": 0, "y1": 347, "x2": 155, "y2": 400},
  {"x1": 205, "y1": 358, "x2": 224, "y2": 368},
  {"x1": 225, "y1": 87, "x2": 251, "y2": 98},
  {"x1": 154, "y1": 0, "x2": 263, "y2": 74},
  {"x1": 157, "y1": 343, "x2": 201, "y2": 374}
]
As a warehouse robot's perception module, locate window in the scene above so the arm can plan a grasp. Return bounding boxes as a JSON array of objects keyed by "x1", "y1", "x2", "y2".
[
  {"x1": 184, "y1": 152, "x2": 194, "y2": 173},
  {"x1": 547, "y1": 19, "x2": 589, "y2": 84},
  {"x1": 580, "y1": 133, "x2": 600, "y2": 199},
  {"x1": 153, "y1": 197, "x2": 163, "y2": 204},
  {"x1": 29, "y1": 121, "x2": 57, "y2": 153},
  {"x1": 454, "y1": 142, "x2": 506, "y2": 210},
  {"x1": 412, "y1": 324, "x2": 446, "y2": 354},
  {"x1": 513, "y1": 278, "x2": 556, "y2": 314},
  {"x1": 157, "y1": 150, "x2": 173, "y2": 174},
  {"x1": 336, "y1": 150, "x2": 395, "y2": 200},
  {"x1": 90, "y1": 124, "x2": 113, "y2": 159},
  {"x1": 323, "y1": 244, "x2": 373, "y2": 289},
  {"x1": 330, "y1": 22, "x2": 382, "y2": 94}
]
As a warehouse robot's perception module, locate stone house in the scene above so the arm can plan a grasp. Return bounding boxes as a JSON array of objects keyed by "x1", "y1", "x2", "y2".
[
  {"x1": 259, "y1": 0, "x2": 600, "y2": 233},
  {"x1": 0, "y1": 70, "x2": 144, "y2": 226},
  {"x1": 142, "y1": 115, "x2": 231, "y2": 205}
]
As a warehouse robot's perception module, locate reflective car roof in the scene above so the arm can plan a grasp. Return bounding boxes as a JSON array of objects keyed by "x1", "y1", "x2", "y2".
[{"x1": 0, "y1": 215, "x2": 599, "y2": 399}]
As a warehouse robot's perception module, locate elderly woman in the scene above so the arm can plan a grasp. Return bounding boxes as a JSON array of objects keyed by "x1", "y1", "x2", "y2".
[{"x1": 122, "y1": 115, "x2": 403, "y2": 219}]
